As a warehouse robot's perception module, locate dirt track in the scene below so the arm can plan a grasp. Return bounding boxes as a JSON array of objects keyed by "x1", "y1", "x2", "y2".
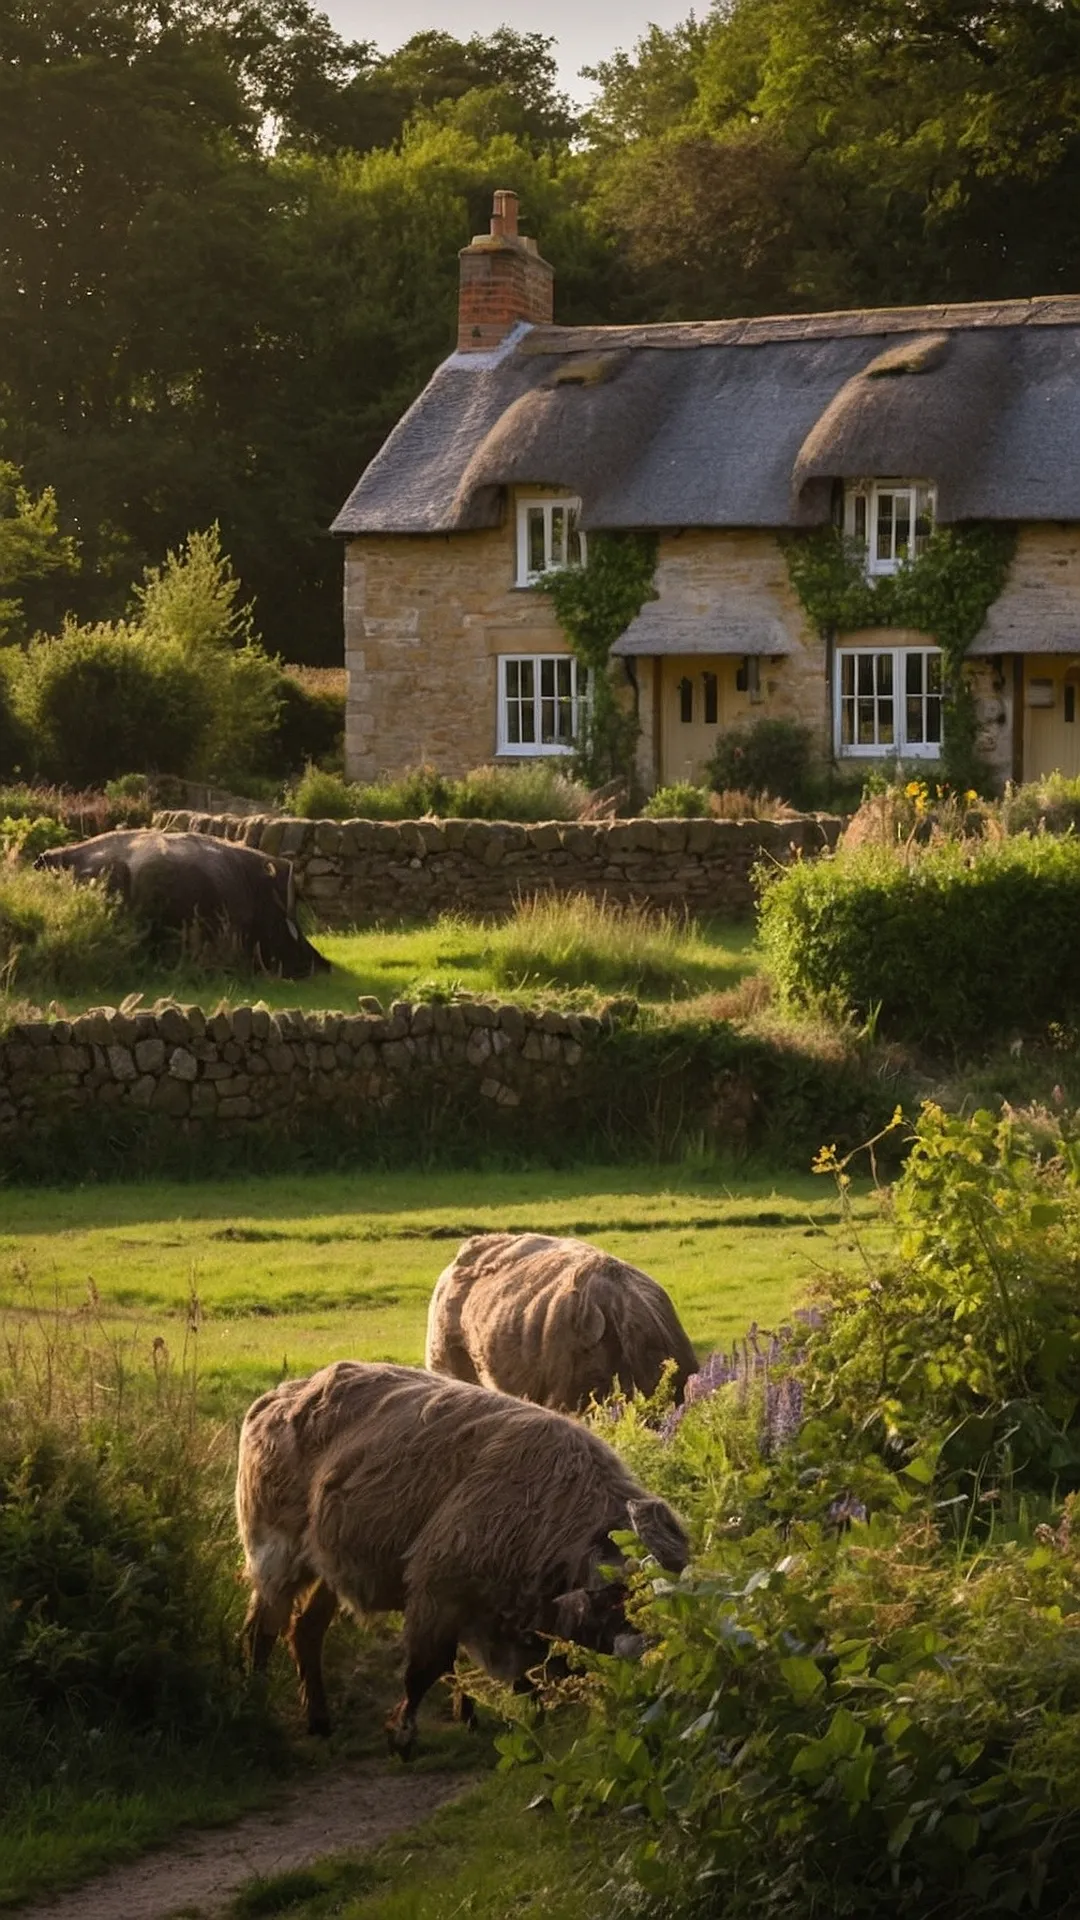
[{"x1": 17, "y1": 1767, "x2": 469, "y2": 1920}]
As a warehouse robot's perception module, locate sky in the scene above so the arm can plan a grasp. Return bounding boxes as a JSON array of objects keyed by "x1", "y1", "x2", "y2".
[{"x1": 318, "y1": 1, "x2": 694, "y2": 105}]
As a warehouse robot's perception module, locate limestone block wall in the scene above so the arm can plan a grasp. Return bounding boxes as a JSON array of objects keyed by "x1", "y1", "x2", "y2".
[
  {"x1": 0, "y1": 999, "x2": 595, "y2": 1142},
  {"x1": 152, "y1": 810, "x2": 843, "y2": 927},
  {"x1": 344, "y1": 524, "x2": 571, "y2": 781}
]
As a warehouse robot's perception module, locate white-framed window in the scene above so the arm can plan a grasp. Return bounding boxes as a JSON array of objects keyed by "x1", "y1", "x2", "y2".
[
  {"x1": 498, "y1": 654, "x2": 590, "y2": 755},
  {"x1": 845, "y1": 481, "x2": 936, "y2": 576},
  {"x1": 515, "y1": 495, "x2": 586, "y2": 587},
  {"x1": 835, "y1": 645, "x2": 943, "y2": 758}
]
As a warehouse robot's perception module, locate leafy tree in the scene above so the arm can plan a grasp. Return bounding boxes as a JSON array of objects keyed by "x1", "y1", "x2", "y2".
[{"x1": 0, "y1": 464, "x2": 77, "y2": 643}]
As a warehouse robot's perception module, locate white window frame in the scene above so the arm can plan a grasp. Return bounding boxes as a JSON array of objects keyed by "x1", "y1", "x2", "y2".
[
  {"x1": 845, "y1": 480, "x2": 936, "y2": 577},
  {"x1": 515, "y1": 494, "x2": 587, "y2": 587},
  {"x1": 497, "y1": 653, "x2": 590, "y2": 757},
  {"x1": 835, "y1": 644, "x2": 944, "y2": 759}
]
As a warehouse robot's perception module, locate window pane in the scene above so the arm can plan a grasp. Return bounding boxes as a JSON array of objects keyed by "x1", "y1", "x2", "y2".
[
  {"x1": 905, "y1": 653, "x2": 924, "y2": 696},
  {"x1": 894, "y1": 490, "x2": 912, "y2": 560},
  {"x1": 857, "y1": 698, "x2": 877, "y2": 744},
  {"x1": 927, "y1": 651, "x2": 942, "y2": 694},
  {"x1": 527, "y1": 509, "x2": 546, "y2": 575},
  {"x1": 926, "y1": 693, "x2": 942, "y2": 743},
  {"x1": 915, "y1": 485, "x2": 935, "y2": 555},
  {"x1": 679, "y1": 677, "x2": 693, "y2": 723},
  {"x1": 519, "y1": 659, "x2": 535, "y2": 742},
  {"x1": 550, "y1": 506, "x2": 565, "y2": 567},
  {"x1": 877, "y1": 653, "x2": 893, "y2": 697},
  {"x1": 703, "y1": 672, "x2": 718, "y2": 725},
  {"x1": 841, "y1": 699, "x2": 854, "y2": 745},
  {"x1": 857, "y1": 654, "x2": 875, "y2": 696},
  {"x1": 841, "y1": 655, "x2": 855, "y2": 697},
  {"x1": 876, "y1": 493, "x2": 894, "y2": 562}
]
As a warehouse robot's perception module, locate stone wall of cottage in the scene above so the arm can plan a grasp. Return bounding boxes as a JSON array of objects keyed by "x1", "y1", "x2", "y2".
[
  {"x1": 344, "y1": 521, "x2": 826, "y2": 790},
  {"x1": 153, "y1": 810, "x2": 843, "y2": 926},
  {"x1": 344, "y1": 522, "x2": 571, "y2": 781}
]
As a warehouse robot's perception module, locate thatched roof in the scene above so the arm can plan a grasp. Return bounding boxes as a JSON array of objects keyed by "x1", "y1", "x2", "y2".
[
  {"x1": 332, "y1": 296, "x2": 1080, "y2": 537},
  {"x1": 612, "y1": 605, "x2": 794, "y2": 658}
]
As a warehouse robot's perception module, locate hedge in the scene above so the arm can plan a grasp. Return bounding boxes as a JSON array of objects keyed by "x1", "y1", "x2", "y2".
[{"x1": 758, "y1": 835, "x2": 1080, "y2": 1047}]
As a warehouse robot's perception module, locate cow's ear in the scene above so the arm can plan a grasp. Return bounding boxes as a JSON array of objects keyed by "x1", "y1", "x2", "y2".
[{"x1": 625, "y1": 1496, "x2": 689, "y2": 1573}]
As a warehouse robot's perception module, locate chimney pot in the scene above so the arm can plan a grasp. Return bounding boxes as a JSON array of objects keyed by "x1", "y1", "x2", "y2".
[
  {"x1": 456, "y1": 187, "x2": 553, "y2": 353},
  {"x1": 490, "y1": 188, "x2": 519, "y2": 238}
]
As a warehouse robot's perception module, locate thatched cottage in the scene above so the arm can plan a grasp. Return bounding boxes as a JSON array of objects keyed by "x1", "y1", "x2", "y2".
[{"x1": 333, "y1": 190, "x2": 1080, "y2": 792}]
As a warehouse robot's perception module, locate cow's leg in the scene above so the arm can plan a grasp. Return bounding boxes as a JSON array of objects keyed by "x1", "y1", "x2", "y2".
[
  {"x1": 287, "y1": 1580, "x2": 338, "y2": 1737},
  {"x1": 386, "y1": 1617, "x2": 459, "y2": 1761},
  {"x1": 241, "y1": 1589, "x2": 292, "y2": 1674}
]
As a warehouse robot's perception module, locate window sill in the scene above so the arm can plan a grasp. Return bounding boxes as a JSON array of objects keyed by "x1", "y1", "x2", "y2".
[
  {"x1": 496, "y1": 743, "x2": 577, "y2": 758},
  {"x1": 837, "y1": 745, "x2": 942, "y2": 759}
]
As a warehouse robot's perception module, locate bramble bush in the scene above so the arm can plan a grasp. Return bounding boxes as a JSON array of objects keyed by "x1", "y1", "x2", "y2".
[
  {"x1": 516, "y1": 1102, "x2": 1080, "y2": 1916},
  {"x1": 758, "y1": 834, "x2": 1080, "y2": 1047}
]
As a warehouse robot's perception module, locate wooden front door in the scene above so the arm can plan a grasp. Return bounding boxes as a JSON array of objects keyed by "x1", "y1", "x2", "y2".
[
  {"x1": 659, "y1": 655, "x2": 750, "y2": 784},
  {"x1": 1022, "y1": 655, "x2": 1080, "y2": 780}
]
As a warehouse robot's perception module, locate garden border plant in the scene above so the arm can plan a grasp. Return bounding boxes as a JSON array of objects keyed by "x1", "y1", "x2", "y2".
[{"x1": 781, "y1": 523, "x2": 1016, "y2": 790}]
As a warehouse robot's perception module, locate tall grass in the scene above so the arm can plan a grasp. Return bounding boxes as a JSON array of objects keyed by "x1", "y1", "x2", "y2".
[
  {"x1": 488, "y1": 893, "x2": 697, "y2": 995},
  {"x1": 0, "y1": 864, "x2": 143, "y2": 994}
]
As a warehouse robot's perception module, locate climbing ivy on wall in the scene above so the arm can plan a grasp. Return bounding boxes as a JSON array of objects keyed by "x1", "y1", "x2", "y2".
[
  {"x1": 781, "y1": 524, "x2": 1017, "y2": 789},
  {"x1": 541, "y1": 532, "x2": 658, "y2": 788}
]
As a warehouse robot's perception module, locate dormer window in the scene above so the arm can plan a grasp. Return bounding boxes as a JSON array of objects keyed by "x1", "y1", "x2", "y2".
[
  {"x1": 846, "y1": 481, "x2": 936, "y2": 576},
  {"x1": 516, "y1": 494, "x2": 586, "y2": 587}
]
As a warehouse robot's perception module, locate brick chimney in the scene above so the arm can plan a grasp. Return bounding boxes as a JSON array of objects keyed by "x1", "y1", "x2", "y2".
[{"x1": 457, "y1": 189, "x2": 554, "y2": 353}]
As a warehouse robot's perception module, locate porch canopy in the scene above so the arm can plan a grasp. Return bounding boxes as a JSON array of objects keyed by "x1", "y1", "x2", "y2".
[{"x1": 611, "y1": 604, "x2": 794, "y2": 657}]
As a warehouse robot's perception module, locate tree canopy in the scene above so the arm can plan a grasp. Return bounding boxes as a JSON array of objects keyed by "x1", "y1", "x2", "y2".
[{"x1": 1, "y1": 0, "x2": 1078, "y2": 662}]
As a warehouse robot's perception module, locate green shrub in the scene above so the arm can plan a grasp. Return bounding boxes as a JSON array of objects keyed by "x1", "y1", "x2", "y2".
[
  {"x1": 287, "y1": 761, "x2": 587, "y2": 822},
  {"x1": 0, "y1": 1287, "x2": 264, "y2": 1803},
  {"x1": 12, "y1": 621, "x2": 210, "y2": 786},
  {"x1": 642, "y1": 782, "x2": 708, "y2": 819},
  {"x1": 273, "y1": 672, "x2": 345, "y2": 773},
  {"x1": 707, "y1": 718, "x2": 814, "y2": 806},
  {"x1": 758, "y1": 834, "x2": 1080, "y2": 1047},
  {"x1": 522, "y1": 1102, "x2": 1080, "y2": 1918},
  {"x1": 0, "y1": 812, "x2": 71, "y2": 861},
  {"x1": 0, "y1": 865, "x2": 142, "y2": 993},
  {"x1": 1001, "y1": 770, "x2": 1080, "y2": 837},
  {"x1": 450, "y1": 762, "x2": 587, "y2": 821},
  {"x1": 0, "y1": 650, "x2": 28, "y2": 779}
]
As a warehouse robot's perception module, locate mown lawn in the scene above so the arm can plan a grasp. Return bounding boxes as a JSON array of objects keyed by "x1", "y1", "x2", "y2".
[
  {"x1": 0, "y1": 1164, "x2": 880, "y2": 1417},
  {"x1": 14, "y1": 912, "x2": 759, "y2": 1019}
]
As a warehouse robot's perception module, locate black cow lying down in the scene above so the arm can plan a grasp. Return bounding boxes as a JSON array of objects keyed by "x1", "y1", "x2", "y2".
[{"x1": 36, "y1": 830, "x2": 329, "y2": 979}]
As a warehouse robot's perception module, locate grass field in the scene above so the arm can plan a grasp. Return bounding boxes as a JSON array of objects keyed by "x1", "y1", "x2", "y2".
[
  {"x1": 0, "y1": 1164, "x2": 880, "y2": 1418},
  {"x1": 12, "y1": 913, "x2": 759, "y2": 1020}
]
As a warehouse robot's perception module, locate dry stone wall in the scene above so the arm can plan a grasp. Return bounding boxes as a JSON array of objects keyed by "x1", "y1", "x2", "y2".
[
  {"x1": 152, "y1": 810, "x2": 842, "y2": 926},
  {"x1": 0, "y1": 999, "x2": 601, "y2": 1143}
]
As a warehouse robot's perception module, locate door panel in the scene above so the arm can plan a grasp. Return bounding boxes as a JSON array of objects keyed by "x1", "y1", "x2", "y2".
[
  {"x1": 659, "y1": 656, "x2": 747, "y2": 784},
  {"x1": 1022, "y1": 656, "x2": 1080, "y2": 780}
]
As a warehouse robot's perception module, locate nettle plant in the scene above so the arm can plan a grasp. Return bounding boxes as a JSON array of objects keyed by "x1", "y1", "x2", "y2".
[
  {"x1": 540, "y1": 532, "x2": 657, "y2": 788},
  {"x1": 782, "y1": 523, "x2": 1016, "y2": 791}
]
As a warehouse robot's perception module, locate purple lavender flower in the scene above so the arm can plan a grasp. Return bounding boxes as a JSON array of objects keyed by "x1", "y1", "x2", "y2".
[
  {"x1": 763, "y1": 1375, "x2": 804, "y2": 1455},
  {"x1": 825, "y1": 1492, "x2": 869, "y2": 1531}
]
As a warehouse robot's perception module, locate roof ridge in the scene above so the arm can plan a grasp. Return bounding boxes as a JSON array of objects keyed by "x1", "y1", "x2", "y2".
[{"x1": 521, "y1": 295, "x2": 1080, "y2": 354}]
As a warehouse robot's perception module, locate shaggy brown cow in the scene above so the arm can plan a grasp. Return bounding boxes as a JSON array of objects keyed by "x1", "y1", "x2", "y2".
[
  {"x1": 425, "y1": 1232, "x2": 698, "y2": 1412},
  {"x1": 35, "y1": 830, "x2": 328, "y2": 978},
  {"x1": 236, "y1": 1360, "x2": 688, "y2": 1757}
]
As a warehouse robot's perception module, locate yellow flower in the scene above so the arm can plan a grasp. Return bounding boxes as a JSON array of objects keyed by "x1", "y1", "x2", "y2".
[
  {"x1": 965, "y1": 789, "x2": 978, "y2": 803},
  {"x1": 905, "y1": 781, "x2": 922, "y2": 798}
]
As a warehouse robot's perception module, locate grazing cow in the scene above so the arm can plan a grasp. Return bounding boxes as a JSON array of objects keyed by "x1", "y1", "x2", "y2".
[
  {"x1": 425, "y1": 1233, "x2": 698, "y2": 1412},
  {"x1": 235, "y1": 1360, "x2": 688, "y2": 1757},
  {"x1": 35, "y1": 830, "x2": 328, "y2": 978}
]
